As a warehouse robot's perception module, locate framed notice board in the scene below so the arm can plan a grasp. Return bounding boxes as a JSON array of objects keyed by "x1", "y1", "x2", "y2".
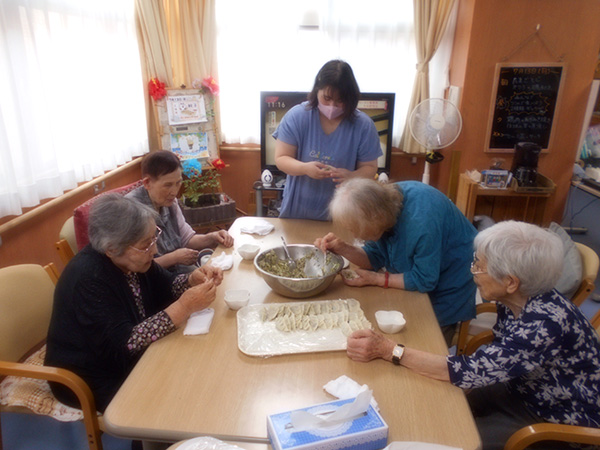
[
  {"x1": 153, "y1": 88, "x2": 219, "y2": 166},
  {"x1": 486, "y1": 63, "x2": 564, "y2": 152}
]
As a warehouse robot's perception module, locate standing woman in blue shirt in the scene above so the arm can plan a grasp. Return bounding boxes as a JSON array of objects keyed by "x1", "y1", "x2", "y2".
[
  {"x1": 315, "y1": 178, "x2": 477, "y2": 344},
  {"x1": 273, "y1": 59, "x2": 382, "y2": 221}
]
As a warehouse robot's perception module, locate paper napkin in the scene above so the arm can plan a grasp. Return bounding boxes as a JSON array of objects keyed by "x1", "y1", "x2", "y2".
[
  {"x1": 209, "y1": 252, "x2": 233, "y2": 271},
  {"x1": 239, "y1": 218, "x2": 274, "y2": 235},
  {"x1": 183, "y1": 308, "x2": 215, "y2": 335}
]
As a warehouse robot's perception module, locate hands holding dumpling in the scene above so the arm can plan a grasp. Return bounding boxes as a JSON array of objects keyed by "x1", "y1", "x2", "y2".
[{"x1": 314, "y1": 233, "x2": 393, "y2": 288}]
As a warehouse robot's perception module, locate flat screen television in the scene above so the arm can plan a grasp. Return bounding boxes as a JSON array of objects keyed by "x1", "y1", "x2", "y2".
[{"x1": 260, "y1": 91, "x2": 395, "y2": 178}]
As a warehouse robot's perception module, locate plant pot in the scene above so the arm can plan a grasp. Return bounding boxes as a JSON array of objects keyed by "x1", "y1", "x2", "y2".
[{"x1": 180, "y1": 194, "x2": 237, "y2": 226}]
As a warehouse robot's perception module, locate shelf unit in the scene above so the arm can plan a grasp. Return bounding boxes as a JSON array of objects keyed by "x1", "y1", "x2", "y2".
[{"x1": 456, "y1": 173, "x2": 556, "y2": 226}]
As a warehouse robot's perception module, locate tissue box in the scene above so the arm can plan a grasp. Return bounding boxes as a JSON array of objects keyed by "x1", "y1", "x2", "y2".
[{"x1": 267, "y1": 398, "x2": 388, "y2": 450}]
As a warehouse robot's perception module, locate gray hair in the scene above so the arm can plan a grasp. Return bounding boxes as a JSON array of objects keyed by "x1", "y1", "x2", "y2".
[
  {"x1": 329, "y1": 178, "x2": 403, "y2": 236},
  {"x1": 88, "y1": 193, "x2": 158, "y2": 255},
  {"x1": 474, "y1": 220, "x2": 564, "y2": 297}
]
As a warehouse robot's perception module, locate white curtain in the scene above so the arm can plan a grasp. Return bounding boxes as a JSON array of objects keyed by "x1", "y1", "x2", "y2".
[
  {"x1": 0, "y1": 0, "x2": 148, "y2": 218},
  {"x1": 216, "y1": 0, "x2": 417, "y2": 147}
]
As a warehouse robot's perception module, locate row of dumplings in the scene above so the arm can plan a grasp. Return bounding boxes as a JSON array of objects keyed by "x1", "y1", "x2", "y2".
[
  {"x1": 259, "y1": 299, "x2": 372, "y2": 335},
  {"x1": 260, "y1": 299, "x2": 361, "y2": 322}
]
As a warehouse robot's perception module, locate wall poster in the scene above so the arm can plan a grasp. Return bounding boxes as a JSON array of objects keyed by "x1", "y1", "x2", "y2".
[
  {"x1": 485, "y1": 63, "x2": 565, "y2": 152},
  {"x1": 166, "y1": 94, "x2": 207, "y2": 125}
]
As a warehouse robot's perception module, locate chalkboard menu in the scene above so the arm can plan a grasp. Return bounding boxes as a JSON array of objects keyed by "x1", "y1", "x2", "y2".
[{"x1": 486, "y1": 63, "x2": 564, "y2": 152}]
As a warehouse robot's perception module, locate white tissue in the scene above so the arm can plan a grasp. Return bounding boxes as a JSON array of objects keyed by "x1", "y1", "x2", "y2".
[
  {"x1": 183, "y1": 308, "x2": 215, "y2": 335},
  {"x1": 209, "y1": 252, "x2": 233, "y2": 270},
  {"x1": 323, "y1": 375, "x2": 379, "y2": 410},
  {"x1": 239, "y1": 218, "x2": 274, "y2": 236},
  {"x1": 384, "y1": 443, "x2": 461, "y2": 450},
  {"x1": 290, "y1": 389, "x2": 372, "y2": 432}
]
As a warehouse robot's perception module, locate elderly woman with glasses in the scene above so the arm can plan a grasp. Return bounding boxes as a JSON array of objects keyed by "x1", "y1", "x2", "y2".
[
  {"x1": 346, "y1": 221, "x2": 600, "y2": 450},
  {"x1": 315, "y1": 178, "x2": 477, "y2": 345},
  {"x1": 45, "y1": 194, "x2": 223, "y2": 412}
]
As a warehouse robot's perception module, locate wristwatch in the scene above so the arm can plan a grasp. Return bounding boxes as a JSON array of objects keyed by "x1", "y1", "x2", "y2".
[{"x1": 392, "y1": 344, "x2": 405, "y2": 365}]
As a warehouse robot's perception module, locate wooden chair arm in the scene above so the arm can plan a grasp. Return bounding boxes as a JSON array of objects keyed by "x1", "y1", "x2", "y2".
[
  {"x1": 505, "y1": 422, "x2": 600, "y2": 450},
  {"x1": 0, "y1": 360, "x2": 102, "y2": 450},
  {"x1": 464, "y1": 330, "x2": 494, "y2": 355},
  {"x1": 455, "y1": 302, "x2": 498, "y2": 354},
  {"x1": 55, "y1": 239, "x2": 75, "y2": 265}
]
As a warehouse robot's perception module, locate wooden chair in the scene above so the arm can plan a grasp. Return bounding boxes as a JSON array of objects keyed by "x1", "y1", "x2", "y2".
[
  {"x1": 571, "y1": 242, "x2": 600, "y2": 307},
  {"x1": 455, "y1": 242, "x2": 600, "y2": 355},
  {"x1": 55, "y1": 216, "x2": 77, "y2": 264},
  {"x1": 0, "y1": 264, "x2": 102, "y2": 450},
  {"x1": 503, "y1": 311, "x2": 600, "y2": 450},
  {"x1": 459, "y1": 302, "x2": 600, "y2": 449}
]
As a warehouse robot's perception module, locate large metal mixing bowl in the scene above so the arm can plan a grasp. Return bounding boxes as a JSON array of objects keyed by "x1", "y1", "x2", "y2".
[{"x1": 254, "y1": 244, "x2": 343, "y2": 298}]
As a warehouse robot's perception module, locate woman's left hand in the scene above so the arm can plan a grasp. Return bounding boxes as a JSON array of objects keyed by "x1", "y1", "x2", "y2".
[
  {"x1": 341, "y1": 268, "x2": 379, "y2": 287},
  {"x1": 189, "y1": 265, "x2": 223, "y2": 287},
  {"x1": 210, "y1": 230, "x2": 234, "y2": 248},
  {"x1": 347, "y1": 329, "x2": 395, "y2": 362},
  {"x1": 327, "y1": 167, "x2": 352, "y2": 184}
]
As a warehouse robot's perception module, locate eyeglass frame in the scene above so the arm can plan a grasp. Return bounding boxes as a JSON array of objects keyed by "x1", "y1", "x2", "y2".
[
  {"x1": 470, "y1": 251, "x2": 487, "y2": 276},
  {"x1": 129, "y1": 226, "x2": 162, "y2": 254}
]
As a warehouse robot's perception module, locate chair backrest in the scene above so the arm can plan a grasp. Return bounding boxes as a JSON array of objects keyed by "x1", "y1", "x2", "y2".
[
  {"x1": 0, "y1": 264, "x2": 55, "y2": 362},
  {"x1": 576, "y1": 242, "x2": 599, "y2": 284},
  {"x1": 571, "y1": 243, "x2": 600, "y2": 307},
  {"x1": 59, "y1": 216, "x2": 77, "y2": 255},
  {"x1": 74, "y1": 180, "x2": 143, "y2": 250}
]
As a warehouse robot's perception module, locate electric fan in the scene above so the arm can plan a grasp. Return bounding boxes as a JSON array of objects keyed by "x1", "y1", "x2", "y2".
[{"x1": 408, "y1": 98, "x2": 463, "y2": 185}]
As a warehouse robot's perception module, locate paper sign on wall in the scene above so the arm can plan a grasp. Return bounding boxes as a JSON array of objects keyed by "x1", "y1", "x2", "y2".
[{"x1": 167, "y1": 94, "x2": 207, "y2": 125}]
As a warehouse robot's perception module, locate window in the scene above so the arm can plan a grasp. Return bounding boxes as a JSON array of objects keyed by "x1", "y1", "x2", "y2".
[
  {"x1": 215, "y1": 0, "x2": 416, "y2": 147},
  {"x1": 0, "y1": 0, "x2": 148, "y2": 218}
]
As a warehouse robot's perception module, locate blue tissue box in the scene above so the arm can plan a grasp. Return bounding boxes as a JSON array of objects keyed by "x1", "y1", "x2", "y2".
[{"x1": 267, "y1": 397, "x2": 388, "y2": 450}]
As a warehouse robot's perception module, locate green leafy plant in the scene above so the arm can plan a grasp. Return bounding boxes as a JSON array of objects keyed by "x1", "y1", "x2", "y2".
[{"x1": 181, "y1": 159, "x2": 223, "y2": 207}]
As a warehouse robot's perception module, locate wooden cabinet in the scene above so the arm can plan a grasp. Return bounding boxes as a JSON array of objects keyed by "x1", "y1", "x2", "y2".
[{"x1": 456, "y1": 173, "x2": 555, "y2": 226}]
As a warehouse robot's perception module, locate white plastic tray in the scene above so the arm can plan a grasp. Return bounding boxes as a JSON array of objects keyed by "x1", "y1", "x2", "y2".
[{"x1": 237, "y1": 299, "x2": 368, "y2": 357}]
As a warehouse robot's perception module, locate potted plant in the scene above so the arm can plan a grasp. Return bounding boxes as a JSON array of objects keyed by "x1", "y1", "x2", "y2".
[{"x1": 180, "y1": 158, "x2": 236, "y2": 226}]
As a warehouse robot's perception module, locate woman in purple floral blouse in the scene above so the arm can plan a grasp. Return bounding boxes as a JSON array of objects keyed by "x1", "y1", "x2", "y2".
[
  {"x1": 345, "y1": 221, "x2": 600, "y2": 450},
  {"x1": 45, "y1": 193, "x2": 223, "y2": 412}
]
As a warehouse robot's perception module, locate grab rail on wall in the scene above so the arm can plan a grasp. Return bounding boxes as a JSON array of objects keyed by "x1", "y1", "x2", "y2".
[{"x1": 0, "y1": 158, "x2": 141, "y2": 247}]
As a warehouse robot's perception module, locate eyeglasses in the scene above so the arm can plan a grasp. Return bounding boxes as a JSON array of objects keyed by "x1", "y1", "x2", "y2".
[
  {"x1": 470, "y1": 252, "x2": 487, "y2": 276},
  {"x1": 129, "y1": 226, "x2": 162, "y2": 254}
]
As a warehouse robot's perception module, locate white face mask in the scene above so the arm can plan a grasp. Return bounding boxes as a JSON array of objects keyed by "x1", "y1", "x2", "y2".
[{"x1": 318, "y1": 102, "x2": 344, "y2": 120}]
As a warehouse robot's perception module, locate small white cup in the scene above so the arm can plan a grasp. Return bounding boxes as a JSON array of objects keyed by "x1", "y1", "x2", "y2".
[
  {"x1": 375, "y1": 310, "x2": 406, "y2": 334},
  {"x1": 224, "y1": 289, "x2": 250, "y2": 310},
  {"x1": 238, "y1": 243, "x2": 260, "y2": 260}
]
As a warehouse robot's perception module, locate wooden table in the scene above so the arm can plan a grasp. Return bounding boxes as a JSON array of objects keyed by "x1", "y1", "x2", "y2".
[{"x1": 104, "y1": 217, "x2": 481, "y2": 449}]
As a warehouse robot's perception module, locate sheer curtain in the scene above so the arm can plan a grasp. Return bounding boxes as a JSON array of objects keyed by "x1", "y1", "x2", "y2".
[
  {"x1": 215, "y1": 0, "x2": 416, "y2": 147},
  {"x1": 0, "y1": 0, "x2": 148, "y2": 218},
  {"x1": 401, "y1": 0, "x2": 457, "y2": 154}
]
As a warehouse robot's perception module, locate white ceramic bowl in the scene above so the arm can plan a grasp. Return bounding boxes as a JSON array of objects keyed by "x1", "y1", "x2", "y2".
[
  {"x1": 238, "y1": 243, "x2": 260, "y2": 260},
  {"x1": 224, "y1": 289, "x2": 250, "y2": 310},
  {"x1": 375, "y1": 310, "x2": 406, "y2": 334}
]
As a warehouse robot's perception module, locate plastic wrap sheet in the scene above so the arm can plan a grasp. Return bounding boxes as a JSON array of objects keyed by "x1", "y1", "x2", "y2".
[
  {"x1": 237, "y1": 299, "x2": 370, "y2": 357},
  {"x1": 175, "y1": 436, "x2": 247, "y2": 450}
]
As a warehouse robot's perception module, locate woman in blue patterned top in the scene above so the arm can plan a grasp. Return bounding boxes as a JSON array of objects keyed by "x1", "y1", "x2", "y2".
[{"x1": 345, "y1": 221, "x2": 600, "y2": 450}]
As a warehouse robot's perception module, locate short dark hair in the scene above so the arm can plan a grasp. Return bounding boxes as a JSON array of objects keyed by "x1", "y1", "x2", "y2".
[
  {"x1": 140, "y1": 150, "x2": 182, "y2": 178},
  {"x1": 307, "y1": 60, "x2": 360, "y2": 120}
]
